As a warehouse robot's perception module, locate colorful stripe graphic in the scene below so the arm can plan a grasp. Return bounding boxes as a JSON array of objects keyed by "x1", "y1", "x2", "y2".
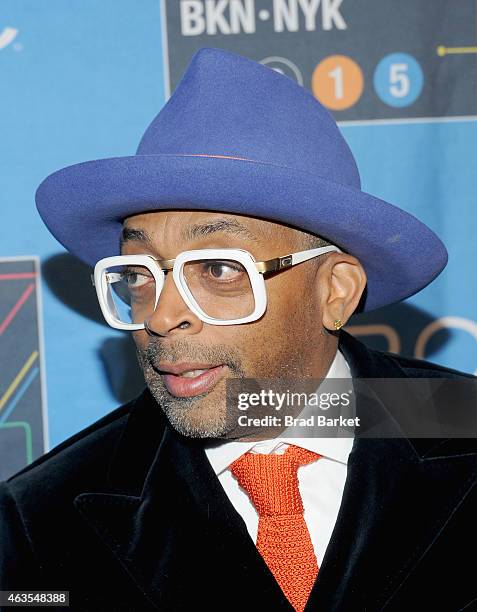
[
  {"x1": 0, "y1": 282, "x2": 35, "y2": 336},
  {"x1": 0, "y1": 350, "x2": 39, "y2": 414}
]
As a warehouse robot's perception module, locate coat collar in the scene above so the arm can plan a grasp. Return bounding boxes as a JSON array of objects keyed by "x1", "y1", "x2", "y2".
[{"x1": 74, "y1": 331, "x2": 477, "y2": 610}]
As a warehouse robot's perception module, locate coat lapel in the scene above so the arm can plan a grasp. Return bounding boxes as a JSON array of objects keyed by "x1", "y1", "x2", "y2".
[
  {"x1": 305, "y1": 331, "x2": 477, "y2": 610},
  {"x1": 74, "y1": 331, "x2": 477, "y2": 610},
  {"x1": 74, "y1": 391, "x2": 293, "y2": 610}
]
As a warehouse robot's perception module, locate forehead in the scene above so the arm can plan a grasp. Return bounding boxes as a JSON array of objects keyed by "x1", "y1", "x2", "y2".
[{"x1": 122, "y1": 210, "x2": 294, "y2": 244}]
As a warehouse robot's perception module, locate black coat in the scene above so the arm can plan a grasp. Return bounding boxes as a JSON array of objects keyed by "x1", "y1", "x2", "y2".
[{"x1": 1, "y1": 331, "x2": 477, "y2": 611}]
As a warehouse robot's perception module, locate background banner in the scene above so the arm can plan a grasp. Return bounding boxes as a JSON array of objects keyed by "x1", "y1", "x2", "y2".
[
  {"x1": 1, "y1": 0, "x2": 476, "y2": 477},
  {"x1": 164, "y1": 0, "x2": 477, "y2": 121},
  {"x1": 0, "y1": 257, "x2": 47, "y2": 480}
]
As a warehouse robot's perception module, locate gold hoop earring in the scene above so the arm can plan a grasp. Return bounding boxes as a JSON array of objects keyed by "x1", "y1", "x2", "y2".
[{"x1": 333, "y1": 319, "x2": 343, "y2": 330}]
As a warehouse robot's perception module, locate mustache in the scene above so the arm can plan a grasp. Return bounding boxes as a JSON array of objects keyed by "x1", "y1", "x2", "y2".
[{"x1": 137, "y1": 338, "x2": 246, "y2": 376}]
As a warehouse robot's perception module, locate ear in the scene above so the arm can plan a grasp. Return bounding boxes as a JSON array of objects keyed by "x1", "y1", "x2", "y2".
[{"x1": 317, "y1": 253, "x2": 367, "y2": 331}]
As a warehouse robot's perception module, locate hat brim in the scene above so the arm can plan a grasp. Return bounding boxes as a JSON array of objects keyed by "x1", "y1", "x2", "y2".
[{"x1": 35, "y1": 154, "x2": 447, "y2": 312}]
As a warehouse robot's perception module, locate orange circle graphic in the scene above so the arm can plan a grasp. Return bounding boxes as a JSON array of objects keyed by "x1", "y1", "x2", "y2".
[{"x1": 312, "y1": 55, "x2": 364, "y2": 111}]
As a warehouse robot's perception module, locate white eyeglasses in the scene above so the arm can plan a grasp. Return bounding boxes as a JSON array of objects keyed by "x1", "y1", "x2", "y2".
[{"x1": 92, "y1": 245, "x2": 341, "y2": 329}]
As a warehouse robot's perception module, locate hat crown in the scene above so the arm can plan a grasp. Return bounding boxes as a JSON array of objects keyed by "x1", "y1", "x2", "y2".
[{"x1": 136, "y1": 47, "x2": 361, "y2": 189}]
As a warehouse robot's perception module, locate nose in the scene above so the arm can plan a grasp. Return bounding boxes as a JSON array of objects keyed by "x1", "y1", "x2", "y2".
[{"x1": 143, "y1": 271, "x2": 203, "y2": 337}]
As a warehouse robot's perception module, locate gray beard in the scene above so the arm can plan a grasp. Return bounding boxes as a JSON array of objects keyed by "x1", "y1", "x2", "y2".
[{"x1": 135, "y1": 338, "x2": 247, "y2": 438}]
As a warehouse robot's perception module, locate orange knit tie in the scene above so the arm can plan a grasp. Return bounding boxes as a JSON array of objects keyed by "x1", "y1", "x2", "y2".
[{"x1": 229, "y1": 444, "x2": 321, "y2": 612}]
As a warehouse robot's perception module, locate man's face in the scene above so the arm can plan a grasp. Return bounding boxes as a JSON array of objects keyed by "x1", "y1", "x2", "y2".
[{"x1": 121, "y1": 210, "x2": 336, "y2": 439}]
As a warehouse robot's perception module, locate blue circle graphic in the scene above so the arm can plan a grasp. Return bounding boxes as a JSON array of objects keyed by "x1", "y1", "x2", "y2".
[{"x1": 373, "y1": 53, "x2": 424, "y2": 108}]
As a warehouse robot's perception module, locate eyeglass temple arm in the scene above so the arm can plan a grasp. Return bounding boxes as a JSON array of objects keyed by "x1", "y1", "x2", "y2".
[{"x1": 255, "y1": 245, "x2": 342, "y2": 273}]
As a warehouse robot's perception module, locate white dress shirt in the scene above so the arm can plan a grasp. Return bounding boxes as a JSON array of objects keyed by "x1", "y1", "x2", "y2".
[{"x1": 204, "y1": 349, "x2": 354, "y2": 566}]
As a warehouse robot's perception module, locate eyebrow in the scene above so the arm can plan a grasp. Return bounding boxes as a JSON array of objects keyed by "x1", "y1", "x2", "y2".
[
  {"x1": 181, "y1": 218, "x2": 259, "y2": 243},
  {"x1": 120, "y1": 218, "x2": 259, "y2": 251},
  {"x1": 120, "y1": 227, "x2": 155, "y2": 250}
]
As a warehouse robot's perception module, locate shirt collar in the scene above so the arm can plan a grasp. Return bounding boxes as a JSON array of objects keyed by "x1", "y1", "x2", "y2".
[{"x1": 204, "y1": 348, "x2": 354, "y2": 475}]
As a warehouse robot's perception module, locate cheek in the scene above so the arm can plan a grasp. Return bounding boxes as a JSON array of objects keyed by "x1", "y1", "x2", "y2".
[
  {"x1": 227, "y1": 275, "x2": 314, "y2": 371},
  {"x1": 132, "y1": 330, "x2": 149, "y2": 353},
  {"x1": 263, "y1": 273, "x2": 320, "y2": 350},
  {"x1": 266, "y1": 271, "x2": 312, "y2": 318}
]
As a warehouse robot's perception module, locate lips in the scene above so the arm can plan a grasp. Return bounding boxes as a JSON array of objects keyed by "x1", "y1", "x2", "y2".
[
  {"x1": 156, "y1": 362, "x2": 228, "y2": 397},
  {"x1": 157, "y1": 362, "x2": 222, "y2": 375}
]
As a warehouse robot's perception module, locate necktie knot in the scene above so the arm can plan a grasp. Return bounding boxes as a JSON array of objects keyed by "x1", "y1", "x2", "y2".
[{"x1": 229, "y1": 444, "x2": 320, "y2": 516}]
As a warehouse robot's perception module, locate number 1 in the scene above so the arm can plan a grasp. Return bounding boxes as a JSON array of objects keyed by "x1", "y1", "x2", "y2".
[{"x1": 329, "y1": 65, "x2": 344, "y2": 100}]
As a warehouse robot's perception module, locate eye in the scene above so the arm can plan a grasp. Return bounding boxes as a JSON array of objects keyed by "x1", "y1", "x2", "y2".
[
  {"x1": 204, "y1": 261, "x2": 244, "y2": 281},
  {"x1": 122, "y1": 268, "x2": 153, "y2": 288}
]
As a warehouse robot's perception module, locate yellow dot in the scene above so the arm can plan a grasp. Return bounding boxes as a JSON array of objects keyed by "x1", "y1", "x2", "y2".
[{"x1": 437, "y1": 45, "x2": 446, "y2": 57}]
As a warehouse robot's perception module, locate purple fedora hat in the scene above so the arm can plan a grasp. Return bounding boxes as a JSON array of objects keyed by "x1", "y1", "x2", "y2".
[{"x1": 35, "y1": 47, "x2": 447, "y2": 312}]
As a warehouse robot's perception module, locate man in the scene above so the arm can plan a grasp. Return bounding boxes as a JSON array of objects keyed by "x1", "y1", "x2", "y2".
[{"x1": 1, "y1": 47, "x2": 476, "y2": 611}]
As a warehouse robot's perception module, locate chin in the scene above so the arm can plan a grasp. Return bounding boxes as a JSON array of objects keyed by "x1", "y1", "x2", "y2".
[{"x1": 163, "y1": 395, "x2": 230, "y2": 439}]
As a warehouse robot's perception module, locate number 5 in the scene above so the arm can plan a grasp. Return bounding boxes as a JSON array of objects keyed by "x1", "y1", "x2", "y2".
[{"x1": 390, "y1": 63, "x2": 410, "y2": 98}]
